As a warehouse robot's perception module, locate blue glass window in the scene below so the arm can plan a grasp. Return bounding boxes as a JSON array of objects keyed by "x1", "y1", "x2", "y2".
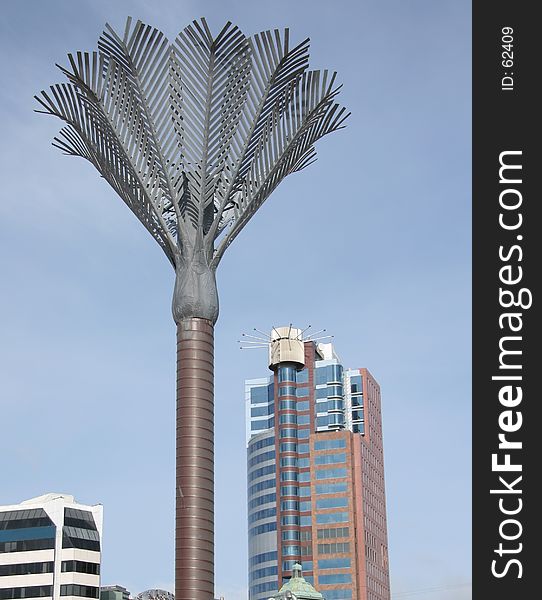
[
  {"x1": 248, "y1": 478, "x2": 275, "y2": 496},
  {"x1": 280, "y1": 486, "x2": 298, "y2": 497},
  {"x1": 314, "y1": 438, "x2": 347, "y2": 451},
  {"x1": 316, "y1": 512, "x2": 349, "y2": 524},
  {"x1": 279, "y1": 385, "x2": 296, "y2": 397},
  {"x1": 248, "y1": 435, "x2": 275, "y2": 454},
  {"x1": 280, "y1": 414, "x2": 297, "y2": 425},
  {"x1": 249, "y1": 565, "x2": 278, "y2": 582},
  {"x1": 280, "y1": 471, "x2": 298, "y2": 482},
  {"x1": 327, "y1": 384, "x2": 343, "y2": 397},
  {"x1": 251, "y1": 405, "x2": 272, "y2": 417},
  {"x1": 352, "y1": 423, "x2": 365, "y2": 434},
  {"x1": 315, "y1": 482, "x2": 348, "y2": 495},
  {"x1": 318, "y1": 558, "x2": 351, "y2": 570},
  {"x1": 279, "y1": 366, "x2": 296, "y2": 382},
  {"x1": 249, "y1": 464, "x2": 275, "y2": 482},
  {"x1": 281, "y1": 500, "x2": 299, "y2": 511},
  {"x1": 299, "y1": 486, "x2": 311, "y2": 497},
  {"x1": 251, "y1": 386, "x2": 270, "y2": 404},
  {"x1": 350, "y1": 375, "x2": 362, "y2": 393},
  {"x1": 315, "y1": 468, "x2": 347, "y2": 480},
  {"x1": 248, "y1": 450, "x2": 275, "y2": 468},
  {"x1": 315, "y1": 453, "x2": 346, "y2": 466},
  {"x1": 282, "y1": 546, "x2": 301, "y2": 556},
  {"x1": 280, "y1": 428, "x2": 297, "y2": 439},
  {"x1": 248, "y1": 507, "x2": 276, "y2": 524},
  {"x1": 352, "y1": 409, "x2": 364, "y2": 421},
  {"x1": 280, "y1": 400, "x2": 296, "y2": 411},
  {"x1": 300, "y1": 516, "x2": 312, "y2": 527},
  {"x1": 298, "y1": 458, "x2": 310, "y2": 468},
  {"x1": 319, "y1": 573, "x2": 352, "y2": 585},
  {"x1": 249, "y1": 521, "x2": 277, "y2": 537},
  {"x1": 299, "y1": 471, "x2": 311, "y2": 483},
  {"x1": 297, "y1": 414, "x2": 311, "y2": 426},
  {"x1": 297, "y1": 401, "x2": 310, "y2": 411},
  {"x1": 316, "y1": 387, "x2": 329, "y2": 399},
  {"x1": 248, "y1": 493, "x2": 276, "y2": 510},
  {"x1": 280, "y1": 442, "x2": 297, "y2": 453},
  {"x1": 250, "y1": 551, "x2": 278, "y2": 567},
  {"x1": 297, "y1": 369, "x2": 309, "y2": 383},
  {"x1": 299, "y1": 501, "x2": 311, "y2": 512},
  {"x1": 298, "y1": 443, "x2": 310, "y2": 454},
  {"x1": 282, "y1": 530, "x2": 300, "y2": 541},
  {"x1": 252, "y1": 420, "x2": 272, "y2": 431},
  {"x1": 316, "y1": 497, "x2": 348, "y2": 510},
  {"x1": 281, "y1": 516, "x2": 300, "y2": 526},
  {"x1": 280, "y1": 457, "x2": 297, "y2": 467},
  {"x1": 298, "y1": 429, "x2": 310, "y2": 439},
  {"x1": 323, "y1": 589, "x2": 352, "y2": 599},
  {"x1": 297, "y1": 387, "x2": 310, "y2": 397}
]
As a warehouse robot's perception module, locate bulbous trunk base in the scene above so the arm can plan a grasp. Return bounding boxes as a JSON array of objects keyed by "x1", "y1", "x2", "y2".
[
  {"x1": 172, "y1": 255, "x2": 219, "y2": 325},
  {"x1": 176, "y1": 318, "x2": 215, "y2": 600}
]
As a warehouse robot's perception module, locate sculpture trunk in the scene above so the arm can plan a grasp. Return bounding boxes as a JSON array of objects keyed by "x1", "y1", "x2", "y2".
[{"x1": 176, "y1": 318, "x2": 215, "y2": 599}]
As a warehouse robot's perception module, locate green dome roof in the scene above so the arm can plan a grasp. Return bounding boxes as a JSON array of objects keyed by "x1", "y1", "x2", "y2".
[{"x1": 270, "y1": 564, "x2": 324, "y2": 600}]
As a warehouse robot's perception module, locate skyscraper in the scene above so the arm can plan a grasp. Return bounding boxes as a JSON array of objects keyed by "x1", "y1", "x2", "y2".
[
  {"x1": 246, "y1": 328, "x2": 390, "y2": 600},
  {"x1": 0, "y1": 493, "x2": 102, "y2": 600}
]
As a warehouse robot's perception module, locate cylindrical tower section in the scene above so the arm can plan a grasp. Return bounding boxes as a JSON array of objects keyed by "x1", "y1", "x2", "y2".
[
  {"x1": 176, "y1": 318, "x2": 214, "y2": 600},
  {"x1": 269, "y1": 326, "x2": 306, "y2": 587}
]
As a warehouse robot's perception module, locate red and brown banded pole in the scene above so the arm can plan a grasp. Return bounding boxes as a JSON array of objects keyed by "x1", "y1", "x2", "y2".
[{"x1": 176, "y1": 318, "x2": 215, "y2": 599}]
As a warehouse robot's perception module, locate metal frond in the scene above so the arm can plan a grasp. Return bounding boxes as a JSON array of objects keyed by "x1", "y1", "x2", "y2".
[{"x1": 36, "y1": 17, "x2": 349, "y2": 271}]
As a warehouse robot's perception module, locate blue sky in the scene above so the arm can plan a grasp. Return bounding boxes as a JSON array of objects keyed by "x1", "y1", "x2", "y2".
[{"x1": 0, "y1": 1, "x2": 471, "y2": 599}]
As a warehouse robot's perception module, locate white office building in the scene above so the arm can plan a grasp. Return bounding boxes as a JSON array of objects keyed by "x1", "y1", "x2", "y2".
[{"x1": 0, "y1": 493, "x2": 102, "y2": 600}]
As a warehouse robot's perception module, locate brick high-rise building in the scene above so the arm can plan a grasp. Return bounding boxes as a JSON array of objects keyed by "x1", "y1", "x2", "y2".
[{"x1": 246, "y1": 327, "x2": 390, "y2": 600}]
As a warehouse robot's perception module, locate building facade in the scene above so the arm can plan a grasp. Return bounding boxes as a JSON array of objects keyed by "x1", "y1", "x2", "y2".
[
  {"x1": 246, "y1": 328, "x2": 390, "y2": 600},
  {"x1": 0, "y1": 493, "x2": 103, "y2": 600},
  {"x1": 100, "y1": 585, "x2": 130, "y2": 600}
]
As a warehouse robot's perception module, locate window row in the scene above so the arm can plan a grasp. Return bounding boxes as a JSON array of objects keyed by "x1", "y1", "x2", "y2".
[
  {"x1": 318, "y1": 542, "x2": 350, "y2": 554},
  {"x1": 317, "y1": 526, "x2": 350, "y2": 539},
  {"x1": 249, "y1": 522, "x2": 277, "y2": 537},
  {"x1": 249, "y1": 550, "x2": 277, "y2": 568},
  {"x1": 250, "y1": 384, "x2": 273, "y2": 405},
  {"x1": 319, "y1": 573, "x2": 352, "y2": 585},
  {"x1": 0, "y1": 586, "x2": 52, "y2": 599},
  {"x1": 248, "y1": 507, "x2": 276, "y2": 525},
  {"x1": 61, "y1": 560, "x2": 100, "y2": 575},
  {"x1": 60, "y1": 585, "x2": 99, "y2": 598},
  {"x1": 315, "y1": 467, "x2": 347, "y2": 480},
  {"x1": 0, "y1": 538, "x2": 55, "y2": 554},
  {"x1": 316, "y1": 512, "x2": 349, "y2": 525},
  {"x1": 249, "y1": 478, "x2": 275, "y2": 496},
  {"x1": 315, "y1": 482, "x2": 348, "y2": 495},
  {"x1": 322, "y1": 589, "x2": 352, "y2": 600},
  {"x1": 248, "y1": 565, "x2": 278, "y2": 582},
  {"x1": 316, "y1": 496, "x2": 348, "y2": 510},
  {"x1": 248, "y1": 435, "x2": 275, "y2": 454},
  {"x1": 248, "y1": 464, "x2": 275, "y2": 483},
  {"x1": 249, "y1": 581, "x2": 276, "y2": 596},
  {"x1": 314, "y1": 453, "x2": 346, "y2": 466},
  {"x1": 315, "y1": 364, "x2": 343, "y2": 385},
  {"x1": 248, "y1": 450, "x2": 275, "y2": 468},
  {"x1": 251, "y1": 404, "x2": 273, "y2": 418},
  {"x1": 63, "y1": 509, "x2": 97, "y2": 532},
  {"x1": 248, "y1": 492, "x2": 276, "y2": 511},
  {"x1": 319, "y1": 557, "x2": 351, "y2": 570},
  {"x1": 0, "y1": 515, "x2": 53, "y2": 531},
  {"x1": 0, "y1": 562, "x2": 54, "y2": 577}
]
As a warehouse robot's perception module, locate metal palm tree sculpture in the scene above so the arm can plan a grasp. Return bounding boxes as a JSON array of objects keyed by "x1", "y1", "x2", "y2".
[{"x1": 36, "y1": 17, "x2": 348, "y2": 599}]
